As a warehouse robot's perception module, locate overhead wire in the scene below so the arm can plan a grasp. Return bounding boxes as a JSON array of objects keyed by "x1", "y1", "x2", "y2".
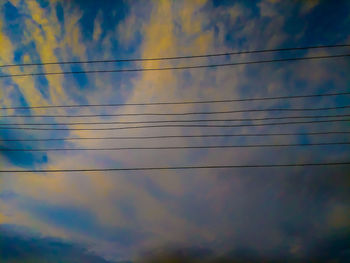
[
  {"x1": 0, "y1": 53, "x2": 349, "y2": 79},
  {"x1": 1, "y1": 131, "x2": 350, "y2": 142},
  {"x1": 1, "y1": 91, "x2": 349, "y2": 110},
  {"x1": 1, "y1": 142, "x2": 349, "y2": 152},
  {"x1": 0, "y1": 46, "x2": 348, "y2": 172},
  {"x1": 1, "y1": 161, "x2": 350, "y2": 173},
  {"x1": 0, "y1": 113, "x2": 349, "y2": 126},
  {"x1": 0, "y1": 43, "x2": 349, "y2": 68},
  {"x1": 0, "y1": 105, "x2": 350, "y2": 118},
  {"x1": 0, "y1": 44, "x2": 349, "y2": 174},
  {"x1": 0, "y1": 119, "x2": 349, "y2": 130}
]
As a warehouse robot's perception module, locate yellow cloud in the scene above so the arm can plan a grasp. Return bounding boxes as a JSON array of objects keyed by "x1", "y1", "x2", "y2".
[
  {"x1": 0, "y1": 14, "x2": 49, "y2": 115},
  {"x1": 117, "y1": 13, "x2": 137, "y2": 46},
  {"x1": 93, "y1": 11, "x2": 103, "y2": 42},
  {"x1": 0, "y1": 19, "x2": 16, "y2": 109},
  {"x1": 25, "y1": 0, "x2": 69, "y2": 105},
  {"x1": 126, "y1": 0, "x2": 213, "y2": 106},
  {"x1": 0, "y1": 21, "x2": 14, "y2": 63},
  {"x1": 178, "y1": 0, "x2": 207, "y2": 36},
  {"x1": 8, "y1": 0, "x2": 20, "y2": 7},
  {"x1": 0, "y1": 1, "x2": 71, "y2": 113},
  {"x1": 1, "y1": 0, "x2": 88, "y2": 112},
  {"x1": 61, "y1": 6, "x2": 86, "y2": 59}
]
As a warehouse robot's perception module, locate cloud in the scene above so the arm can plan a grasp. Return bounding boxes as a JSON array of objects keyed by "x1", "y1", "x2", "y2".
[
  {"x1": 1, "y1": 0, "x2": 350, "y2": 261},
  {"x1": 93, "y1": 11, "x2": 103, "y2": 42},
  {"x1": 0, "y1": 224, "x2": 114, "y2": 263}
]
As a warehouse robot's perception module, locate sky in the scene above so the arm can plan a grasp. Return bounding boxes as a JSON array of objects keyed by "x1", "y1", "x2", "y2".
[{"x1": 0, "y1": 0, "x2": 350, "y2": 262}]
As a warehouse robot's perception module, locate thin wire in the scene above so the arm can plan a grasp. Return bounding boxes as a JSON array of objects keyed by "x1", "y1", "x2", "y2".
[
  {"x1": 1, "y1": 91, "x2": 350, "y2": 110},
  {"x1": 1, "y1": 161, "x2": 350, "y2": 173},
  {"x1": 1, "y1": 131, "x2": 350, "y2": 142},
  {"x1": 1, "y1": 105, "x2": 350, "y2": 118},
  {"x1": 0, "y1": 53, "x2": 349, "y2": 79},
  {"x1": 0, "y1": 119, "x2": 349, "y2": 130},
  {"x1": 2, "y1": 114, "x2": 349, "y2": 126},
  {"x1": 1, "y1": 43, "x2": 349, "y2": 68},
  {"x1": 1, "y1": 142, "x2": 349, "y2": 152}
]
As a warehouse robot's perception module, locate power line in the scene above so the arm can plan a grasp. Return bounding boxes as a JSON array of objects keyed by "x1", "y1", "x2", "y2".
[
  {"x1": 2, "y1": 114, "x2": 350, "y2": 126},
  {"x1": 1, "y1": 161, "x2": 350, "y2": 173},
  {"x1": 0, "y1": 119, "x2": 349, "y2": 130},
  {"x1": 1, "y1": 131, "x2": 350, "y2": 142},
  {"x1": 1, "y1": 105, "x2": 350, "y2": 118},
  {"x1": 0, "y1": 53, "x2": 349, "y2": 79},
  {"x1": 1, "y1": 91, "x2": 349, "y2": 110},
  {"x1": 1, "y1": 142, "x2": 349, "y2": 152},
  {"x1": 1, "y1": 43, "x2": 349, "y2": 68}
]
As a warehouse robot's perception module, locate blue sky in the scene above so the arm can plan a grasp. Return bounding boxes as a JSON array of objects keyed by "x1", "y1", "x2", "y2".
[{"x1": 0, "y1": 0, "x2": 350, "y2": 262}]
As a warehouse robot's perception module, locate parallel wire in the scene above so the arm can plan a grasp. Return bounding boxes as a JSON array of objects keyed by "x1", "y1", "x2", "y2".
[
  {"x1": 1, "y1": 43, "x2": 349, "y2": 68},
  {"x1": 1, "y1": 44, "x2": 349, "y2": 174},
  {"x1": 1, "y1": 105, "x2": 350, "y2": 118},
  {"x1": 1, "y1": 114, "x2": 349, "y2": 126},
  {"x1": 0, "y1": 119, "x2": 349, "y2": 130},
  {"x1": 1, "y1": 131, "x2": 350, "y2": 142},
  {"x1": 1, "y1": 91, "x2": 350, "y2": 110},
  {"x1": 0, "y1": 53, "x2": 349, "y2": 79},
  {"x1": 1, "y1": 142, "x2": 349, "y2": 152},
  {"x1": 1, "y1": 162, "x2": 350, "y2": 173}
]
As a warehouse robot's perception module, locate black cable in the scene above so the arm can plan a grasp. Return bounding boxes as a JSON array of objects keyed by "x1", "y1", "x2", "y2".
[
  {"x1": 1, "y1": 43, "x2": 349, "y2": 68},
  {"x1": 0, "y1": 119, "x2": 349, "y2": 130},
  {"x1": 1, "y1": 131, "x2": 350, "y2": 142},
  {"x1": 1, "y1": 142, "x2": 349, "y2": 152},
  {"x1": 1, "y1": 91, "x2": 349, "y2": 110},
  {"x1": 0, "y1": 53, "x2": 349, "y2": 79},
  {"x1": 1, "y1": 105, "x2": 350, "y2": 118},
  {"x1": 1, "y1": 161, "x2": 350, "y2": 173},
  {"x1": 2, "y1": 114, "x2": 349, "y2": 126}
]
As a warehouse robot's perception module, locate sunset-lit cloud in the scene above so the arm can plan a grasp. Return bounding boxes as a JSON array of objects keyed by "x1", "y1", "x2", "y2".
[{"x1": 0, "y1": 0, "x2": 350, "y2": 262}]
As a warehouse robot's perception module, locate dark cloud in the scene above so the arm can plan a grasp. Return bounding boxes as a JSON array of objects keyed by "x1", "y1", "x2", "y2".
[
  {"x1": 0, "y1": 224, "x2": 114, "y2": 263},
  {"x1": 137, "y1": 237, "x2": 350, "y2": 263}
]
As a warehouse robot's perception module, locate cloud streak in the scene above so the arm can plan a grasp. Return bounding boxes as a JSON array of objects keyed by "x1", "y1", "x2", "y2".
[{"x1": 0, "y1": 0, "x2": 350, "y2": 262}]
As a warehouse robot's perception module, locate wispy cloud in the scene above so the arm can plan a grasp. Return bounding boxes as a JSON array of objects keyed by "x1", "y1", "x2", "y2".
[{"x1": 0, "y1": 0, "x2": 350, "y2": 261}]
